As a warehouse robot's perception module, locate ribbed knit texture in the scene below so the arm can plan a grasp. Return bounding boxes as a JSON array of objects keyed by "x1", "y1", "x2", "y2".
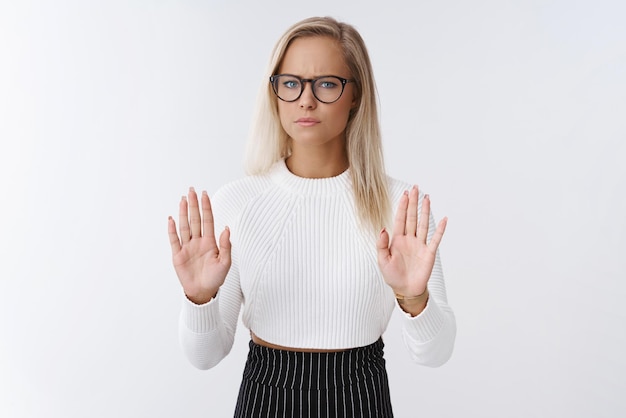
[{"x1": 179, "y1": 160, "x2": 456, "y2": 370}]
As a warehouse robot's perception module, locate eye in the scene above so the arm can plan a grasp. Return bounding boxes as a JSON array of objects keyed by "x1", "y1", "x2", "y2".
[
  {"x1": 282, "y1": 79, "x2": 300, "y2": 89},
  {"x1": 318, "y1": 80, "x2": 338, "y2": 89}
]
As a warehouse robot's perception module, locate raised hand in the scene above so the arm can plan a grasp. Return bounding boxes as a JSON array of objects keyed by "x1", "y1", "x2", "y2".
[
  {"x1": 376, "y1": 186, "x2": 447, "y2": 312},
  {"x1": 168, "y1": 187, "x2": 232, "y2": 305}
]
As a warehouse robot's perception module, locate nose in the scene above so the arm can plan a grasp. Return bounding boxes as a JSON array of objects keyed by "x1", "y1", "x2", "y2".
[{"x1": 298, "y1": 81, "x2": 317, "y2": 109}]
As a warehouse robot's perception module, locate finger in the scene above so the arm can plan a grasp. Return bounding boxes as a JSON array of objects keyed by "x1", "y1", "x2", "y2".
[
  {"x1": 188, "y1": 187, "x2": 202, "y2": 239},
  {"x1": 406, "y1": 185, "x2": 419, "y2": 236},
  {"x1": 376, "y1": 227, "x2": 391, "y2": 266},
  {"x1": 218, "y1": 226, "x2": 232, "y2": 265},
  {"x1": 167, "y1": 216, "x2": 182, "y2": 255},
  {"x1": 392, "y1": 190, "x2": 409, "y2": 236},
  {"x1": 416, "y1": 193, "x2": 431, "y2": 242},
  {"x1": 201, "y1": 191, "x2": 218, "y2": 247},
  {"x1": 428, "y1": 216, "x2": 448, "y2": 252},
  {"x1": 178, "y1": 195, "x2": 191, "y2": 244}
]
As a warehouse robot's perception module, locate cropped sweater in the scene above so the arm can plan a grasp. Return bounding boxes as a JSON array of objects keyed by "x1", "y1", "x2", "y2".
[{"x1": 179, "y1": 160, "x2": 456, "y2": 369}]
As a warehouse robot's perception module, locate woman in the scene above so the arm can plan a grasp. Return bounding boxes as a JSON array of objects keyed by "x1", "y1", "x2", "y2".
[{"x1": 168, "y1": 16, "x2": 456, "y2": 417}]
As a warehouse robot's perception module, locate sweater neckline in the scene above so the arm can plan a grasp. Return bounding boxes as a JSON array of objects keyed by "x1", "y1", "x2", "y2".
[{"x1": 270, "y1": 159, "x2": 351, "y2": 196}]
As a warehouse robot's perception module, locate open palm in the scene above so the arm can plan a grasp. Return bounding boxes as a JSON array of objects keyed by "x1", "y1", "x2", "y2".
[
  {"x1": 377, "y1": 186, "x2": 447, "y2": 298},
  {"x1": 168, "y1": 188, "x2": 231, "y2": 305}
]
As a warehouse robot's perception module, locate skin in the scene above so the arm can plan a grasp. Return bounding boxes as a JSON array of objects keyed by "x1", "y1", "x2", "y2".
[
  {"x1": 377, "y1": 187, "x2": 448, "y2": 317},
  {"x1": 278, "y1": 36, "x2": 355, "y2": 179},
  {"x1": 168, "y1": 35, "x2": 447, "y2": 352}
]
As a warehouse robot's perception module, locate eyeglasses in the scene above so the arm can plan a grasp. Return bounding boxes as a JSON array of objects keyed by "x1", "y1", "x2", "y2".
[{"x1": 270, "y1": 74, "x2": 354, "y2": 104}]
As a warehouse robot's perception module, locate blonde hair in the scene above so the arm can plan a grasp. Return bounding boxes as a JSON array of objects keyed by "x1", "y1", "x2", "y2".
[{"x1": 244, "y1": 16, "x2": 390, "y2": 233}]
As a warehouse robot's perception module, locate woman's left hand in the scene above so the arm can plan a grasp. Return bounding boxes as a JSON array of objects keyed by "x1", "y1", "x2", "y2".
[{"x1": 376, "y1": 185, "x2": 447, "y2": 303}]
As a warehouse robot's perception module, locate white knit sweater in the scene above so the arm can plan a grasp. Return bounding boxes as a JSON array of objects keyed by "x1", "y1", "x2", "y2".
[{"x1": 179, "y1": 160, "x2": 456, "y2": 369}]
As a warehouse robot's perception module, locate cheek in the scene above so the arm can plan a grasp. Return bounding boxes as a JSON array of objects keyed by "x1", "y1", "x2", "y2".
[
  {"x1": 334, "y1": 102, "x2": 354, "y2": 127},
  {"x1": 277, "y1": 103, "x2": 292, "y2": 132},
  {"x1": 277, "y1": 100, "x2": 293, "y2": 117}
]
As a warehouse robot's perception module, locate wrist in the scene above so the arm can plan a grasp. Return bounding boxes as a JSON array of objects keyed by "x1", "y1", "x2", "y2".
[
  {"x1": 185, "y1": 288, "x2": 218, "y2": 305},
  {"x1": 395, "y1": 289, "x2": 429, "y2": 316},
  {"x1": 395, "y1": 287, "x2": 427, "y2": 301}
]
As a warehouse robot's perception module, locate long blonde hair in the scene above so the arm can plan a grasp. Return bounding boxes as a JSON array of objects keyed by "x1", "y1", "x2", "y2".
[{"x1": 244, "y1": 16, "x2": 390, "y2": 233}]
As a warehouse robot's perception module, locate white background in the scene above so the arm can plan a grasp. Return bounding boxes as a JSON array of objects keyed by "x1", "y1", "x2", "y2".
[{"x1": 1, "y1": 0, "x2": 625, "y2": 417}]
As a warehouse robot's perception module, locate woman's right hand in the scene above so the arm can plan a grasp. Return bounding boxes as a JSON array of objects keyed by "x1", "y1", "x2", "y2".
[{"x1": 168, "y1": 187, "x2": 232, "y2": 305}]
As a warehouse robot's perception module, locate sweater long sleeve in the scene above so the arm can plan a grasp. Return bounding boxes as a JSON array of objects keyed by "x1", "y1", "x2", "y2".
[{"x1": 179, "y1": 160, "x2": 456, "y2": 369}]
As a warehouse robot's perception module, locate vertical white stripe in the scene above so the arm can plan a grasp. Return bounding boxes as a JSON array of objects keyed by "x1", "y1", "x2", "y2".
[{"x1": 281, "y1": 387, "x2": 286, "y2": 418}]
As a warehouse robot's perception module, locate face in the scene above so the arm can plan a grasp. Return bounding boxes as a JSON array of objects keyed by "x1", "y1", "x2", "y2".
[{"x1": 276, "y1": 36, "x2": 356, "y2": 150}]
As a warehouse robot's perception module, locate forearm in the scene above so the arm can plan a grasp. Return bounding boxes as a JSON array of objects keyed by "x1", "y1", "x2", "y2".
[
  {"x1": 399, "y1": 295, "x2": 456, "y2": 367},
  {"x1": 178, "y1": 293, "x2": 237, "y2": 370}
]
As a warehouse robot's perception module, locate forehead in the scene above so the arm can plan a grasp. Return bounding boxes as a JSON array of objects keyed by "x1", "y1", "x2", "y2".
[{"x1": 279, "y1": 36, "x2": 350, "y2": 77}]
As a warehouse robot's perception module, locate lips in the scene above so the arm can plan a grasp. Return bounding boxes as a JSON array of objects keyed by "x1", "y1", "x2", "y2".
[{"x1": 295, "y1": 117, "x2": 320, "y2": 126}]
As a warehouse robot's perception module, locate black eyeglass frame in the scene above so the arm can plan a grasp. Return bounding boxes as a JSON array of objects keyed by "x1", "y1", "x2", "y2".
[{"x1": 269, "y1": 74, "x2": 355, "y2": 104}]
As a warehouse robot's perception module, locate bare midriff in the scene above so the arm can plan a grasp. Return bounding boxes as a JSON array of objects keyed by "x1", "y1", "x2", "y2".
[{"x1": 250, "y1": 332, "x2": 347, "y2": 353}]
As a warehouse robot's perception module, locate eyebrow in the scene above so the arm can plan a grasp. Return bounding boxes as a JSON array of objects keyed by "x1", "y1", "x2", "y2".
[{"x1": 275, "y1": 73, "x2": 351, "y2": 79}]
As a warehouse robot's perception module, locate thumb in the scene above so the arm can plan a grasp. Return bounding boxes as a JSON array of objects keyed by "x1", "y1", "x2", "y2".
[
  {"x1": 218, "y1": 226, "x2": 232, "y2": 265},
  {"x1": 376, "y1": 227, "x2": 390, "y2": 267}
]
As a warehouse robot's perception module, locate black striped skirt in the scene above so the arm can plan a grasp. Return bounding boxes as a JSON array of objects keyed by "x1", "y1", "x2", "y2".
[{"x1": 234, "y1": 338, "x2": 394, "y2": 417}]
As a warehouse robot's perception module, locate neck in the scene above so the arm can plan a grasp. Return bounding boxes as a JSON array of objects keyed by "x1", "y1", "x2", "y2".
[
  {"x1": 286, "y1": 141, "x2": 349, "y2": 179},
  {"x1": 286, "y1": 151, "x2": 348, "y2": 179}
]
